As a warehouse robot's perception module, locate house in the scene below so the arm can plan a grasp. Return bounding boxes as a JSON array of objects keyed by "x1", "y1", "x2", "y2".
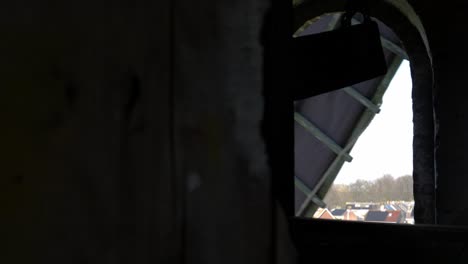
[
  {"x1": 386, "y1": 202, "x2": 415, "y2": 224},
  {"x1": 331, "y1": 209, "x2": 359, "y2": 221},
  {"x1": 313, "y1": 208, "x2": 335, "y2": 220},
  {"x1": 385, "y1": 211, "x2": 405, "y2": 224},
  {"x1": 406, "y1": 208, "x2": 415, "y2": 224},
  {"x1": 350, "y1": 209, "x2": 369, "y2": 221},
  {"x1": 364, "y1": 210, "x2": 405, "y2": 224},
  {"x1": 364, "y1": 211, "x2": 389, "y2": 223},
  {"x1": 345, "y1": 202, "x2": 379, "y2": 210}
]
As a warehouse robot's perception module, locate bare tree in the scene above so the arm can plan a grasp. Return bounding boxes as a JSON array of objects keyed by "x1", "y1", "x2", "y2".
[{"x1": 324, "y1": 175, "x2": 414, "y2": 209}]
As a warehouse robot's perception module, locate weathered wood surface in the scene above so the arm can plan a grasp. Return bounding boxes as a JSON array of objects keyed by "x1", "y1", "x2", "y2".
[{"x1": 0, "y1": 1, "x2": 297, "y2": 264}]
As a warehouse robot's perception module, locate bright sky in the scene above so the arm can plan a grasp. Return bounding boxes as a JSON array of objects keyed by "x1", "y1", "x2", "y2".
[{"x1": 334, "y1": 60, "x2": 413, "y2": 184}]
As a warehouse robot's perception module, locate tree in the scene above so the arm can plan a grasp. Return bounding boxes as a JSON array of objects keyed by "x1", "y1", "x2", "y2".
[
  {"x1": 323, "y1": 184, "x2": 350, "y2": 209},
  {"x1": 323, "y1": 174, "x2": 414, "y2": 210},
  {"x1": 369, "y1": 174, "x2": 395, "y2": 202},
  {"x1": 395, "y1": 175, "x2": 413, "y2": 201},
  {"x1": 348, "y1": 179, "x2": 372, "y2": 202}
]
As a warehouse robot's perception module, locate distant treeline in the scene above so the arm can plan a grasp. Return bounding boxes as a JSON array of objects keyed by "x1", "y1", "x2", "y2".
[{"x1": 324, "y1": 174, "x2": 413, "y2": 209}]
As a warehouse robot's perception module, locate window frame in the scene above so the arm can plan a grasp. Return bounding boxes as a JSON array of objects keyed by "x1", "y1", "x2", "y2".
[{"x1": 266, "y1": 1, "x2": 468, "y2": 262}]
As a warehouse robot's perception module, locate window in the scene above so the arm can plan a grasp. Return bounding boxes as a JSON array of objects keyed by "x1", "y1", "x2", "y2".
[
  {"x1": 293, "y1": 13, "x2": 414, "y2": 224},
  {"x1": 287, "y1": 2, "x2": 468, "y2": 262}
]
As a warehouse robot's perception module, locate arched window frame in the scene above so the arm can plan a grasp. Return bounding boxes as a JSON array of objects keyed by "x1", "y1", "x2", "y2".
[{"x1": 291, "y1": 0, "x2": 436, "y2": 225}]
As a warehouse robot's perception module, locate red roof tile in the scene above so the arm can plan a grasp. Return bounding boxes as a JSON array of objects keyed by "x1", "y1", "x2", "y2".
[{"x1": 385, "y1": 210, "x2": 402, "y2": 223}]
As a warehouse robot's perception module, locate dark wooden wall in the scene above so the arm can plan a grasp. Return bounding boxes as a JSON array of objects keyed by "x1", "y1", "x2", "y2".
[
  {"x1": 6, "y1": 0, "x2": 468, "y2": 263},
  {"x1": 0, "y1": 1, "x2": 298, "y2": 263}
]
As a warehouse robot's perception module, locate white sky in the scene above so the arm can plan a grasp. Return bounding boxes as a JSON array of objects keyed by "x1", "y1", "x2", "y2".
[{"x1": 334, "y1": 60, "x2": 413, "y2": 184}]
